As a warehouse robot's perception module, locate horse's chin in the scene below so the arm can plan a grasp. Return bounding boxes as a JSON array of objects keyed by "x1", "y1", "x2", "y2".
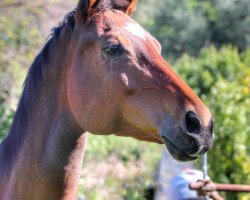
[{"x1": 162, "y1": 136, "x2": 198, "y2": 162}]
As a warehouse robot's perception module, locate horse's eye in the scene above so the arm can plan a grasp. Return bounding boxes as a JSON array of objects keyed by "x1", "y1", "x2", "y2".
[{"x1": 103, "y1": 43, "x2": 122, "y2": 55}]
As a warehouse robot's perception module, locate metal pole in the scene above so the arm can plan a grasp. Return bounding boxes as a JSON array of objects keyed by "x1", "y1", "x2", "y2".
[
  {"x1": 202, "y1": 153, "x2": 209, "y2": 200},
  {"x1": 189, "y1": 153, "x2": 250, "y2": 195},
  {"x1": 202, "y1": 153, "x2": 208, "y2": 179}
]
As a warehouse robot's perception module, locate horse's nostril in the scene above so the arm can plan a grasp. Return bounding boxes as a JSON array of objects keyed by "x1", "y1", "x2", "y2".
[{"x1": 185, "y1": 111, "x2": 201, "y2": 134}]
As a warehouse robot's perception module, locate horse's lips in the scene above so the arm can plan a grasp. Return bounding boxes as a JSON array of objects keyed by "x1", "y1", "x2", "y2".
[
  {"x1": 160, "y1": 129, "x2": 198, "y2": 161},
  {"x1": 162, "y1": 136, "x2": 198, "y2": 161}
]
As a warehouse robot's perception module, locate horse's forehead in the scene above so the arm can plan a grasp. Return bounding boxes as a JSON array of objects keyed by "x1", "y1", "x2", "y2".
[
  {"x1": 96, "y1": 11, "x2": 158, "y2": 54},
  {"x1": 124, "y1": 23, "x2": 147, "y2": 40},
  {"x1": 103, "y1": 11, "x2": 148, "y2": 41}
]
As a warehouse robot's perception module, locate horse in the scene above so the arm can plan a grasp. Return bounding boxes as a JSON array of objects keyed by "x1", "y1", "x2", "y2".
[{"x1": 0, "y1": 0, "x2": 214, "y2": 199}]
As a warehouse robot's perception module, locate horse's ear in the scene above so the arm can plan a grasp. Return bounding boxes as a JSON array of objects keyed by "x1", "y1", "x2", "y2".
[
  {"x1": 75, "y1": 0, "x2": 137, "y2": 24},
  {"x1": 75, "y1": 0, "x2": 99, "y2": 25},
  {"x1": 113, "y1": 0, "x2": 137, "y2": 15}
]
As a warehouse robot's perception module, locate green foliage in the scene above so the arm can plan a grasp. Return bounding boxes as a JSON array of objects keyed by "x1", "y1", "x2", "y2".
[
  {"x1": 207, "y1": 80, "x2": 250, "y2": 200},
  {"x1": 81, "y1": 134, "x2": 163, "y2": 199},
  {"x1": 135, "y1": 0, "x2": 250, "y2": 60},
  {"x1": 0, "y1": 1, "x2": 42, "y2": 139},
  {"x1": 0, "y1": 103, "x2": 13, "y2": 140},
  {"x1": 174, "y1": 46, "x2": 246, "y2": 95},
  {"x1": 85, "y1": 134, "x2": 163, "y2": 164},
  {"x1": 208, "y1": 80, "x2": 250, "y2": 181},
  {"x1": 174, "y1": 46, "x2": 250, "y2": 200},
  {"x1": 210, "y1": 0, "x2": 250, "y2": 51}
]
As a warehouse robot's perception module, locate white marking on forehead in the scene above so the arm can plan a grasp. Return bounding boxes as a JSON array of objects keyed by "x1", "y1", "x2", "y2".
[{"x1": 124, "y1": 23, "x2": 146, "y2": 40}]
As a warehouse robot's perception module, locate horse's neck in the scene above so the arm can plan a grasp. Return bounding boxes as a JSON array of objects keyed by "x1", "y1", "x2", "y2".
[
  {"x1": 23, "y1": 119, "x2": 85, "y2": 199},
  {"x1": 0, "y1": 37, "x2": 86, "y2": 200},
  {"x1": 1, "y1": 80, "x2": 86, "y2": 200}
]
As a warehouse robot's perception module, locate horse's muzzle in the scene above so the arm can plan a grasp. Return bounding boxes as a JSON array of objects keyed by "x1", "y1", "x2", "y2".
[{"x1": 160, "y1": 111, "x2": 214, "y2": 161}]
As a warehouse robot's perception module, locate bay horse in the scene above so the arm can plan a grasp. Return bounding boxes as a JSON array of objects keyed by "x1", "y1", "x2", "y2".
[{"x1": 0, "y1": 0, "x2": 214, "y2": 199}]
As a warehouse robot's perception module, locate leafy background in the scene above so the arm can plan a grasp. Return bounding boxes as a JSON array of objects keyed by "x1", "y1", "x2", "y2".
[{"x1": 0, "y1": 0, "x2": 250, "y2": 199}]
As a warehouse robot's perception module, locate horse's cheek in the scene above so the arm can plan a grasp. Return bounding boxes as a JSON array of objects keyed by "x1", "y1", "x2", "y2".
[{"x1": 67, "y1": 68, "x2": 89, "y2": 127}]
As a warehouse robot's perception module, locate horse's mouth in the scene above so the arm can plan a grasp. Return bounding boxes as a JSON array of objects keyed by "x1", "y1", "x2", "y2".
[{"x1": 162, "y1": 136, "x2": 198, "y2": 161}]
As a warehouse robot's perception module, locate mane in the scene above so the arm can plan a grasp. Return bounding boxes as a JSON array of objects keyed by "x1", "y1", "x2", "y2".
[{"x1": 0, "y1": 10, "x2": 76, "y2": 177}]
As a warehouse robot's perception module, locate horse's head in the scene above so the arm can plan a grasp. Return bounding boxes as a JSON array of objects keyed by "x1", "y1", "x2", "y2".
[{"x1": 67, "y1": 0, "x2": 214, "y2": 161}]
